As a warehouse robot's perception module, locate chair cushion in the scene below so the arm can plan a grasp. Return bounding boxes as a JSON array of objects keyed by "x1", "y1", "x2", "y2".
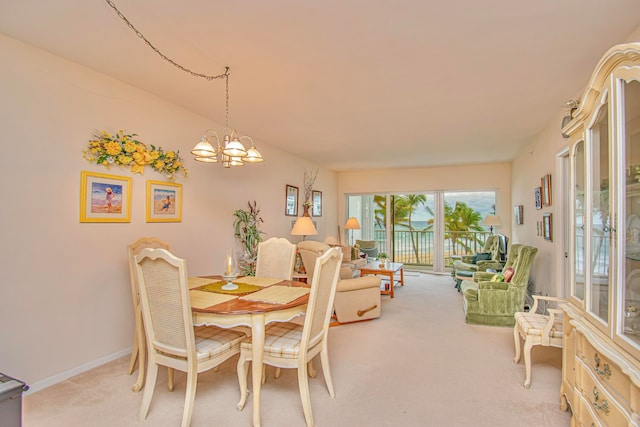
[
  {"x1": 194, "y1": 326, "x2": 246, "y2": 361},
  {"x1": 241, "y1": 322, "x2": 303, "y2": 359},
  {"x1": 514, "y1": 312, "x2": 563, "y2": 338},
  {"x1": 472, "y1": 252, "x2": 492, "y2": 263}
]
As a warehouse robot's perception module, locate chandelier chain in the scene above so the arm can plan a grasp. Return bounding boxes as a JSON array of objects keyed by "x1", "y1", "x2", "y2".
[{"x1": 104, "y1": 0, "x2": 228, "y2": 81}]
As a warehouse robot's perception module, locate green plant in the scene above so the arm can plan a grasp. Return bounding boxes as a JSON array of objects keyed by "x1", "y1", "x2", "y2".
[
  {"x1": 233, "y1": 200, "x2": 264, "y2": 276},
  {"x1": 378, "y1": 252, "x2": 387, "y2": 260}
]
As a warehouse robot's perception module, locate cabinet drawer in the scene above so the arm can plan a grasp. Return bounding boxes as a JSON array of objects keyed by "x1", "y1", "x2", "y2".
[
  {"x1": 579, "y1": 362, "x2": 631, "y2": 426},
  {"x1": 581, "y1": 334, "x2": 630, "y2": 405},
  {"x1": 577, "y1": 393, "x2": 603, "y2": 427}
]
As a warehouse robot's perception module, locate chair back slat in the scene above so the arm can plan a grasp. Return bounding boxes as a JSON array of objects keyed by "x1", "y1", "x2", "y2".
[
  {"x1": 255, "y1": 237, "x2": 297, "y2": 280},
  {"x1": 302, "y1": 247, "x2": 342, "y2": 347}
]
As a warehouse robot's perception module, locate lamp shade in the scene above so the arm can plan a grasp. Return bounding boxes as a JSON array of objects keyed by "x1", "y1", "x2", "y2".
[
  {"x1": 344, "y1": 217, "x2": 361, "y2": 230},
  {"x1": 291, "y1": 216, "x2": 318, "y2": 237},
  {"x1": 483, "y1": 214, "x2": 502, "y2": 227}
]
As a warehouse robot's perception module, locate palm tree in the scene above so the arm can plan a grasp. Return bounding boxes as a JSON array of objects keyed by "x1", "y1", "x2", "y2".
[
  {"x1": 445, "y1": 202, "x2": 484, "y2": 255},
  {"x1": 396, "y1": 194, "x2": 427, "y2": 262}
]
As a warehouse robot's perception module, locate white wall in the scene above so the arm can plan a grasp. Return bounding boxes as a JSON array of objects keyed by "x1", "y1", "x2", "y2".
[{"x1": 0, "y1": 34, "x2": 337, "y2": 391}]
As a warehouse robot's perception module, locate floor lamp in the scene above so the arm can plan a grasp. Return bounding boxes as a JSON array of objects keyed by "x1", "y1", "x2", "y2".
[{"x1": 344, "y1": 217, "x2": 361, "y2": 246}]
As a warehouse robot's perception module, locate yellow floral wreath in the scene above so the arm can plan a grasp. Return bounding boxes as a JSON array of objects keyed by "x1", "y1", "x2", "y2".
[{"x1": 83, "y1": 130, "x2": 187, "y2": 180}]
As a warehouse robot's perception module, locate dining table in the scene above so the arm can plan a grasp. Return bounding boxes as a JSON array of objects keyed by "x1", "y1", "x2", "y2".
[{"x1": 189, "y1": 275, "x2": 310, "y2": 427}]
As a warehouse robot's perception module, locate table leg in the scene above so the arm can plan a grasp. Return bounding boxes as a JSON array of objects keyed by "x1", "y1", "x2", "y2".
[
  {"x1": 251, "y1": 314, "x2": 266, "y2": 427},
  {"x1": 400, "y1": 268, "x2": 405, "y2": 286},
  {"x1": 389, "y1": 272, "x2": 394, "y2": 298}
]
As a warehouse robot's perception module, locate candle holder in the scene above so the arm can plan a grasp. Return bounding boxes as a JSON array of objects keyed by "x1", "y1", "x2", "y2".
[{"x1": 221, "y1": 249, "x2": 239, "y2": 291}]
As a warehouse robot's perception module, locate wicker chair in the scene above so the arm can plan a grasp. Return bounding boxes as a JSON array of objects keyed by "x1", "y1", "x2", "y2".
[
  {"x1": 236, "y1": 248, "x2": 342, "y2": 427},
  {"x1": 127, "y1": 237, "x2": 171, "y2": 392},
  {"x1": 134, "y1": 248, "x2": 246, "y2": 427}
]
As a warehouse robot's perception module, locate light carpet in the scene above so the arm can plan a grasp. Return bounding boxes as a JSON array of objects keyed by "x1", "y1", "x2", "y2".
[{"x1": 23, "y1": 273, "x2": 571, "y2": 426}]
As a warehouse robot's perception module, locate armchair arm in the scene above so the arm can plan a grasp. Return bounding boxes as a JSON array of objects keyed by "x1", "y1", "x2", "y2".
[
  {"x1": 337, "y1": 276, "x2": 381, "y2": 292},
  {"x1": 477, "y1": 281, "x2": 509, "y2": 291},
  {"x1": 542, "y1": 308, "x2": 563, "y2": 346},
  {"x1": 473, "y1": 271, "x2": 496, "y2": 282},
  {"x1": 530, "y1": 295, "x2": 566, "y2": 313},
  {"x1": 461, "y1": 255, "x2": 474, "y2": 263},
  {"x1": 476, "y1": 260, "x2": 502, "y2": 271}
]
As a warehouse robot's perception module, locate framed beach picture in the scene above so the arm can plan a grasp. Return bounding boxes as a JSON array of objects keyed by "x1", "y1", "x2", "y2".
[
  {"x1": 285, "y1": 185, "x2": 298, "y2": 216},
  {"x1": 80, "y1": 171, "x2": 131, "y2": 223},
  {"x1": 146, "y1": 180, "x2": 182, "y2": 222},
  {"x1": 312, "y1": 190, "x2": 322, "y2": 217}
]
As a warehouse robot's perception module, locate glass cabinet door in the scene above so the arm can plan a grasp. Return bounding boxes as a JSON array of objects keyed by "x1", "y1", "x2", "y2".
[
  {"x1": 573, "y1": 141, "x2": 586, "y2": 301},
  {"x1": 589, "y1": 96, "x2": 610, "y2": 325},
  {"x1": 621, "y1": 78, "x2": 640, "y2": 343}
]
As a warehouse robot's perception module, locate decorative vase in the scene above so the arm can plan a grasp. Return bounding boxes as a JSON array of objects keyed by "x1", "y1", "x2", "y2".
[{"x1": 303, "y1": 204, "x2": 311, "y2": 217}]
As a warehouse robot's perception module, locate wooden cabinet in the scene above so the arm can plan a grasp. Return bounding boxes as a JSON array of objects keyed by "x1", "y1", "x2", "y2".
[{"x1": 563, "y1": 42, "x2": 640, "y2": 426}]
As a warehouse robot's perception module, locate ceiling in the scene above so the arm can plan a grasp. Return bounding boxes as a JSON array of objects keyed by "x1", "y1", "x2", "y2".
[{"x1": 1, "y1": 1, "x2": 640, "y2": 171}]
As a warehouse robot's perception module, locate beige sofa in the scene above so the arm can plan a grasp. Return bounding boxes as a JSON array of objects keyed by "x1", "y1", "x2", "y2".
[{"x1": 298, "y1": 241, "x2": 381, "y2": 323}]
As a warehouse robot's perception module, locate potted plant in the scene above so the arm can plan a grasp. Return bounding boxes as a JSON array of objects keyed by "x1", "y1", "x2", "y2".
[
  {"x1": 378, "y1": 252, "x2": 387, "y2": 268},
  {"x1": 233, "y1": 200, "x2": 264, "y2": 276}
]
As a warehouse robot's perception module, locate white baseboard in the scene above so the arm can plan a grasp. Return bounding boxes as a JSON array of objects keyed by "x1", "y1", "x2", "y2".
[{"x1": 25, "y1": 347, "x2": 132, "y2": 395}]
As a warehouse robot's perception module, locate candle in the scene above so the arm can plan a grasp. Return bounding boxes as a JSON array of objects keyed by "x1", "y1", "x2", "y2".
[{"x1": 226, "y1": 255, "x2": 233, "y2": 275}]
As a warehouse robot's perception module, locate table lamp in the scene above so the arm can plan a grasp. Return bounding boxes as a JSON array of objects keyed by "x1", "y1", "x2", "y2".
[
  {"x1": 483, "y1": 214, "x2": 502, "y2": 234},
  {"x1": 344, "y1": 217, "x2": 361, "y2": 246},
  {"x1": 291, "y1": 216, "x2": 318, "y2": 240}
]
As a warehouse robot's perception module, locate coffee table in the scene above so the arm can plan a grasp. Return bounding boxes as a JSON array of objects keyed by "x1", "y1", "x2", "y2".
[{"x1": 359, "y1": 261, "x2": 404, "y2": 298}]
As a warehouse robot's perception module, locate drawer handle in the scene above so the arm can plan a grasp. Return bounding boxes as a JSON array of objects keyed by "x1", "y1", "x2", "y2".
[
  {"x1": 594, "y1": 353, "x2": 612, "y2": 379},
  {"x1": 593, "y1": 387, "x2": 610, "y2": 415}
]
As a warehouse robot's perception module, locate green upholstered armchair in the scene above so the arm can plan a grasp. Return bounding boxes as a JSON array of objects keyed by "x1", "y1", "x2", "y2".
[
  {"x1": 455, "y1": 243, "x2": 522, "y2": 292},
  {"x1": 452, "y1": 235, "x2": 501, "y2": 274},
  {"x1": 460, "y1": 245, "x2": 538, "y2": 327},
  {"x1": 355, "y1": 240, "x2": 379, "y2": 259}
]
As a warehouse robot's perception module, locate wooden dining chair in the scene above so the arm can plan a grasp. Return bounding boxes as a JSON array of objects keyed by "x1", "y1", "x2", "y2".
[
  {"x1": 236, "y1": 247, "x2": 342, "y2": 427},
  {"x1": 254, "y1": 237, "x2": 297, "y2": 280},
  {"x1": 127, "y1": 237, "x2": 171, "y2": 391},
  {"x1": 135, "y1": 248, "x2": 246, "y2": 427}
]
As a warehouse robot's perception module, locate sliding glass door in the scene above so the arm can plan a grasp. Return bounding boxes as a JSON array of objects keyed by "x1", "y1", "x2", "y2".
[{"x1": 347, "y1": 190, "x2": 496, "y2": 273}]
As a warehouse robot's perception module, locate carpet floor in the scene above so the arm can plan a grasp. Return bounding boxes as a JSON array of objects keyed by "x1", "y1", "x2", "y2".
[{"x1": 23, "y1": 273, "x2": 572, "y2": 426}]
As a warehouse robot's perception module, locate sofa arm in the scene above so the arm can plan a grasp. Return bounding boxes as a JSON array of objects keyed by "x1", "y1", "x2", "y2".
[
  {"x1": 337, "y1": 276, "x2": 381, "y2": 292},
  {"x1": 340, "y1": 267, "x2": 354, "y2": 280}
]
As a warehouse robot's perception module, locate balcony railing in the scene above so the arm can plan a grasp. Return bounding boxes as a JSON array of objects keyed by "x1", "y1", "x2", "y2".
[{"x1": 372, "y1": 229, "x2": 490, "y2": 267}]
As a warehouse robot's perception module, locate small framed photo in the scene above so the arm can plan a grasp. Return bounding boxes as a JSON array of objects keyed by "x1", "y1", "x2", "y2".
[
  {"x1": 543, "y1": 213, "x2": 553, "y2": 241},
  {"x1": 286, "y1": 185, "x2": 298, "y2": 216},
  {"x1": 80, "y1": 171, "x2": 132, "y2": 223},
  {"x1": 312, "y1": 190, "x2": 322, "y2": 217},
  {"x1": 513, "y1": 205, "x2": 523, "y2": 225},
  {"x1": 541, "y1": 174, "x2": 552, "y2": 206},
  {"x1": 534, "y1": 187, "x2": 542, "y2": 210},
  {"x1": 146, "y1": 180, "x2": 182, "y2": 222}
]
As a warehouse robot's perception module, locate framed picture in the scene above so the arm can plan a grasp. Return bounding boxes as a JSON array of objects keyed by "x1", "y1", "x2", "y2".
[
  {"x1": 541, "y1": 174, "x2": 552, "y2": 206},
  {"x1": 513, "y1": 205, "x2": 523, "y2": 225},
  {"x1": 312, "y1": 190, "x2": 322, "y2": 217},
  {"x1": 543, "y1": 213, "x2": 553, "y2": 241},
  {"x1": 80, "y1": 171, "x2": 131, "y2": 223},
  {"x1": 146, "y1": 180, "x2": 182, "y2": 222},
  {"x1": 285, "y1": 185, "x2": 299, "y2": 216},
  {"x1": 534, "y1": 187, "x2": 542, "y2": 210}
]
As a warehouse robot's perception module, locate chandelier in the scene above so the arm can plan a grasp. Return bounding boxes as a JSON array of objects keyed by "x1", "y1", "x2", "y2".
[
  {"x1": 104, "y1": 0, "x2": 264, "y2": 168},
  {"x1": 191, "y1": 68, "x2": 264, "y2": 167}
]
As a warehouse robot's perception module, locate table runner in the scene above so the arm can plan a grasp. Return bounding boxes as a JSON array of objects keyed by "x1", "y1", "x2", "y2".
[{"x1": 239, "y1": 285, "x2": 310, "y2": 305}]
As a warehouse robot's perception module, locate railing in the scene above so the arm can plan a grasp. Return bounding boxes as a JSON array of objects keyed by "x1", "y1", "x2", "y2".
[{"x1": 372, "y1": 229, "x2": 490, "y2": 267}]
